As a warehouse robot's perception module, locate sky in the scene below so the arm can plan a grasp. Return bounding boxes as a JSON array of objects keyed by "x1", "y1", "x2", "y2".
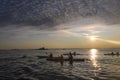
[{"x1": 0, "y1": 0, "x2": 120, "y2": 49}]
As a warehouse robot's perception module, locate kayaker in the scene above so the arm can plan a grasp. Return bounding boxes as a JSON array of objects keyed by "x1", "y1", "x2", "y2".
[{"x1": 69, "y1": 52, "x2": 73, "y2": 65}]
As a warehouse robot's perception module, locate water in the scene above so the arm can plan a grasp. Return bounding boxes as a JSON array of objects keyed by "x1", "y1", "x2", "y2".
[{"x1": 0, "y1": 49, "x2": 120, "y2": 80}]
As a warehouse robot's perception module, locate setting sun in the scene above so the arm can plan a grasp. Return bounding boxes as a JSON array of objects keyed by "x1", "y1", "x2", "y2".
[{"x1": 90, "y1": 36, "x2": 96, "y2": 41}]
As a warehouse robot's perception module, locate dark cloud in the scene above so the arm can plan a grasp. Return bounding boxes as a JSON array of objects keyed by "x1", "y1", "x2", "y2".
[{"x1": 0, "y1": 0, "x2": 120, "y2": 30}]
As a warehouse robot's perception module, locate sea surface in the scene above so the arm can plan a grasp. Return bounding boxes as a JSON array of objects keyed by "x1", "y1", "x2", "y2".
[{"x1": 0, "y1": 48, "x2": 120, "y2": 80}]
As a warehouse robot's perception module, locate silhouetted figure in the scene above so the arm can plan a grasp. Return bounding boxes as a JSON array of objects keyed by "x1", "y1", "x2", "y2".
[
  {"x1": 68, "y1": 52, "x2": 73, "y2": 65},
  {"x1": 116, "y1": 52, "x2": 119, "y2": 56},
  {"x1": 73, "y1": 51, "x2": 76, "y2": 56},
  {"x1": 111, "y1": 52, "x2": 114, "y2": 56},
  {"x1": 60, "y1": 55, "x2": 64, "y2": 66},
  {"x1": 49, "y1": 53, "x2": 53, "y2": 58}
]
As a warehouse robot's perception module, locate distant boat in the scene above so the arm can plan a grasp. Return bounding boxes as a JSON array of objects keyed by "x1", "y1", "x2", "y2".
[
  {"x1": 37, "y1": 47, "x2": 48, "y2": 50},
  {"x1": 104, "y1": 52, "x2": 119, "y2": 56},
  {"x1": 11, "y1": 49, "x2": 20, "y2": 51}
]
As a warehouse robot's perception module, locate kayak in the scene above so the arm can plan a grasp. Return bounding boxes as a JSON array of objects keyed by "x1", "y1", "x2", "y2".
[
  {"x1": 37, "y1": 56, "x2": 47, "y2": 59},
  {"x1": 47, "y1": 57, "x2": 88, "y2": 62},
  {"x1": 63, "y1": 53, "x2": 81, "y2": 55}
]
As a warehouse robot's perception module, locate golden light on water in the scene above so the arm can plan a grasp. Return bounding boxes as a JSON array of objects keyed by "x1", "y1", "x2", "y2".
[{"x1": 90, "y1": 49, "x2": 98, "y2": 68}]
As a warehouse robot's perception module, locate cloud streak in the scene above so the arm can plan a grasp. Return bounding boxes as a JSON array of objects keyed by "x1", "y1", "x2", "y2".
[{"x1": 97, "y1": 38, "x2": 120, "y2": 45}]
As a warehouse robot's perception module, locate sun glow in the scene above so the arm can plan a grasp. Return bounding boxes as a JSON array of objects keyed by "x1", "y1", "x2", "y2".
[{"x1": 90, "y1": 36, "x2": 96, "y2": 41}]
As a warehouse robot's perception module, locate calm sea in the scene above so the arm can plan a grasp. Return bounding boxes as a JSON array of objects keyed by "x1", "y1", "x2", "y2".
[{"x1": 0, "y1": 48, "x2": 120, "y2": 80}]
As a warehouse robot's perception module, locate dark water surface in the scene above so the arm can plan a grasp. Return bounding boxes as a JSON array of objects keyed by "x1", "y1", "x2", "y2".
[{"x1": 0, "y1": 49, "x2": 120, "y2": 80}]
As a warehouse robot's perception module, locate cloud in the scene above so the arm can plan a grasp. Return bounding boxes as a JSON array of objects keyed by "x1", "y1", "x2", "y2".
[{"x1": 0, "y1": 0, "x2": 120, "y2": 31}]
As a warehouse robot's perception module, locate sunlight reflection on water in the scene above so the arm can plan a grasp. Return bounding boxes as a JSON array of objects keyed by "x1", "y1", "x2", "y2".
[
  {"x1": 90, "y1": 49, "x2": 98, "y2": 68},
  {"x1": 89, "y1": 49, "x2": 101, "y2": 76}
]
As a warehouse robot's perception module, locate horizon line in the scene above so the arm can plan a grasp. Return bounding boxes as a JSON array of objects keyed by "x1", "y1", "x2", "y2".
[{"x1": 0, "y1": 47, "x2": 120, "y2": 50}]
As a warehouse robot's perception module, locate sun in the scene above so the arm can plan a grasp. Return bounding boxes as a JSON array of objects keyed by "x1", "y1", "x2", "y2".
[{"x1": 90, "y1": 36, "x2": 96, "y2": 41}]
